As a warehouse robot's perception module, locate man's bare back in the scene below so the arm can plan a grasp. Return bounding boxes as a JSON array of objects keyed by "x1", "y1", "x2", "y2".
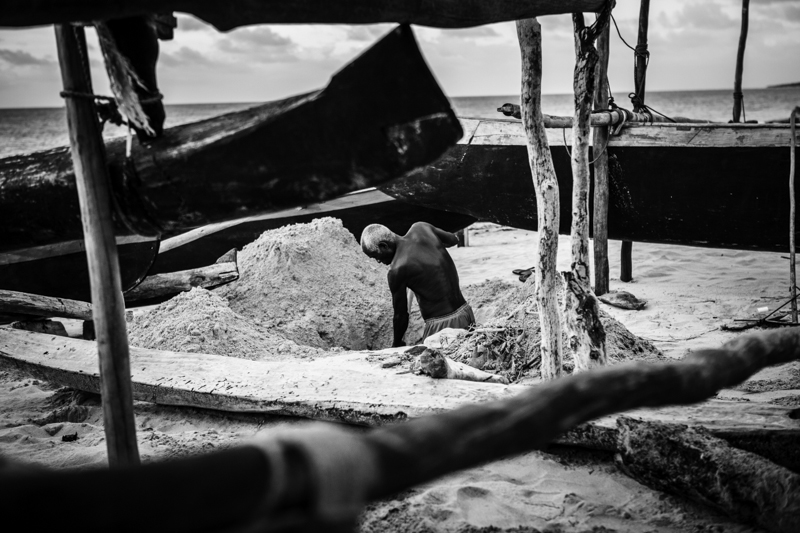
[{"x1": 360, "y1": 222, "x2": 472, "y2": 347}]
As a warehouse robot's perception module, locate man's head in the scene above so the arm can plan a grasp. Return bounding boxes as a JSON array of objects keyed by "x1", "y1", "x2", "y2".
[{"x1": 361, "y1": 224, "x2": 399, "y2": 265}]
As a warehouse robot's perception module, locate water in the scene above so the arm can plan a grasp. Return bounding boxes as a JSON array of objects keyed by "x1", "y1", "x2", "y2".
[{"x1": 1, "y1": 87, "x2": 798, "y2": 159}]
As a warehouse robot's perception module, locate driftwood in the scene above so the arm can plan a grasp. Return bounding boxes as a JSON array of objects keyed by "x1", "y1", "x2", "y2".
[
  {"x1": 516, "y1": 18, "x2": 563, "y2": 380},
  {"x1": 615, "y1": 417, "x2": 799, "y2": 533},
  {"x1": 417, "y1": 347, "x2": 509, "y2": 384},
  {"x1": 0, "y1": 26, "x2": 462, "y2": 252},
  {"x1": 56, "y1": 23, "x2": 141, "y2": 467},
  {"x1": 124, "y1": 249, "x2": 238, "y2": 304},
  {"x1": 0, "y1": 289, "x2": 93, "y2": 322},
  {"x1": 2, "y1": 1, "x2": 607, "y2": 30},
  {"x1": 564, "y1": 13, "x2": 607, "y2": 372}
]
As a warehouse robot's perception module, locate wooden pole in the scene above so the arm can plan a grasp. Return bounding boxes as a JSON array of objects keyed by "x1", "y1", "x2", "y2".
[
  {"x1": 54, "y1": 24, "x2": 139, "y2": 467},
  {"x1": 592, "y1": 20, "x2": 611, "y2": 296},
  {"x1": 620, "y1": 240, "x2": 633, "y2": 282},
  {"x1": 565, "y1": 13, "x2": 607, "y2": 372},
  {"x1": 790, "y1": 107, "x2": 799, "y2": 323},
  {"x1": 516, "y1": 18, "x2": 562, "y2": 380},
  {"x1": 632, "y1": 0, "x2": 650, "y2": 112},
  {"x1": 732, "y1": 0, "x2": 750, "y2": 123}
]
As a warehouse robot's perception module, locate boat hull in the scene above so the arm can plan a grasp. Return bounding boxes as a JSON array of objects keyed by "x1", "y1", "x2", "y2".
[{"x1": 382, "y1": 120, "x2": 797, "y2": 252}]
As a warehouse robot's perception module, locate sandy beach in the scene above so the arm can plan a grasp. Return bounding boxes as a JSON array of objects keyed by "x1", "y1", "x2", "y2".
[{"x1": 1, "y1": 221, "x2": 798, "y2": 532}]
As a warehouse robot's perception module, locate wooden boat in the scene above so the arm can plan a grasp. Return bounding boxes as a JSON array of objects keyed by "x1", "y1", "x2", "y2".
[
  {"x1": 0, "y1": 25, "x2": 462, "y2": 301},
  {"x1": 382, "y1": 117, "x2": 798, "y2": 252},
  {"x1": 151, "y1": 188, "x2": 475, "y2": 275}
]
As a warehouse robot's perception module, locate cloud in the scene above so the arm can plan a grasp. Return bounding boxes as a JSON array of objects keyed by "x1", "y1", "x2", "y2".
[
  {"x1": 665, "y1": 1, "x2": 737, "y2": 30},
  {"x1": 344, "y1": 25, "x2": 392, "y2": 42},
  {"x1": 439, "y1": 25, "x2": 500, "y2": 38},
  {"x1": 160, "y1": 46, "x2": 216, "y2": 68},
  {"x1": 217, "y1": 27, "x2": 298, "y2": 63},
  {"x1": 0, "y1": 48, "x2": 51, "y2": 66},
  {"x1": 177, "y1": 15, "x2": 213, "y2": 32}
]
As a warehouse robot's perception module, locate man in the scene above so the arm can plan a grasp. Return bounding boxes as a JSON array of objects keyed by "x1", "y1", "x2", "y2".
[{"x1": 360, "y1": 222, "x2": 475, "y2": 347}]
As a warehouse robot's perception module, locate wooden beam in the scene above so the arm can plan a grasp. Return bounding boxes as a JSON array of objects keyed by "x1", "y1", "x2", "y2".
[
  {"x1": 123, "y1": 249, "x2": 238, "y2": 304},
  {"x1": 55, "y1": 24, "x2": 140, "y2": 468},
  {"x1": 2, "y1": 0, "x2": 607, "y2": 30},
  {"x1": 615, "y1": 417, "x2": 799, "y2": 533},
  {"x1": 496, "y1": 104, "x2": 710, "y2": 125},
  {"x1": 791, "y1": 107, "x2": 799, "y2": 322},
  {"x1": 732, "y1": 0, "x2": 750, "y2": 123},
  {"x1": 632, "y1": 0, "x2": 650, "y2": 112},
  {"x1": 516, "y1": 18, "x2": 562, "y2": 380},
  {"x1": 620, "y1": 240, "x2": 633, "y2": 282},
  {"x1": 592, "y1": 21, "x2": 611, "y2": 296},
  {"x1": 0, "y1": 289, "x2": 92, "y2": 321}
]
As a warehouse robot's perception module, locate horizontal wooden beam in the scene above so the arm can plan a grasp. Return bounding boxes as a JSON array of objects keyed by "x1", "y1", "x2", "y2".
[
  {"x1": 496, "y1": 103, "x2": 712, "y2": 126},
  {"x1": 0, "y1": 289, "x2": 92, "y2": 321},
  {"x1": 1, "y1": 1, "x2": 605, "y2": 30}
]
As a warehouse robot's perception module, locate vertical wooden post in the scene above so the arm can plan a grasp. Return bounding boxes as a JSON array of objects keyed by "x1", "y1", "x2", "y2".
[
  {"x1": 790, "y1": 107, "x2": 799, "y2": 323},
  {"x1": 732, "y1": 0, "x2": 750, "y2": 123},
  {"x1": 620, "y1": 240, "x2": 633, "y2": 282},
  {"x1": 565, "y1": 13, "x2": 607, "y2": 372},
  {"x1": 516, "y1": 18, "x2": 562, "y2": 380},
  {"x1": 55, "y1": 24, "x2": 140, "y2": 467},
  {"x1": 592, "y1": 21, "x2": 611, "y2": 296},
  {"x1": 632, "y1": 0, "x2": 650, "y2": 112}
]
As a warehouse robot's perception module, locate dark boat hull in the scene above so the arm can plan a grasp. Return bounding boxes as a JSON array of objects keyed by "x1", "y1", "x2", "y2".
[
  {"x1": 150, "y1": 189, "x2": 475, "y2": 274},
  {"x1": 382, "y1": 119, "x2": 797, "y2": 252}
]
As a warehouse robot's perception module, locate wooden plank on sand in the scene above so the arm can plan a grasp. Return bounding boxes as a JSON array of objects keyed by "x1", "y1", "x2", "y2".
[{"x1": 1, "y1": 328, "x2": 799, "y2": 445}]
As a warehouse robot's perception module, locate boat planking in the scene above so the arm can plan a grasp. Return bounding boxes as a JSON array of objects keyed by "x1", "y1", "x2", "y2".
[
  {"x1": 0, "y1": 25, "x2": 462, "y2": 301},
  {"x1": 150, "y1": 188, "x2": 476, "y2": 275},
  {"x1": 382, "y1": 118, "x2": 799, "y2": 253}
]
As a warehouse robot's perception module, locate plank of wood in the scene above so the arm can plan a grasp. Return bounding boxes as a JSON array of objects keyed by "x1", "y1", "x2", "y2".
[
  {"x1": 3, "y1": 314, "x2": 799, "y2": 438},
  {"x1": 123, "y1": 257, "x2": 238, "y2": 303},
  {"x1": 55, "y1": 23, "x2": 140, "y2": 466},
  {"x1": 2, "y1": 1, "x2": 606, "y2": 30},
  {"x1": 615, "y1": 417, "x2": 799, "y2": 533},
  {"x1": 0, "y1": 289, "x2": 92, "y2": 321}
]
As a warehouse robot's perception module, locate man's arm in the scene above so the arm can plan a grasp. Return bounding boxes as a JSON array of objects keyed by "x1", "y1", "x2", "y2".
[
  {"x1": 430, "y1": 225, "x2": 459, "y2": 247},
  {"x1": 388, "y1": 270, "x2": 409, "y2": 347}
]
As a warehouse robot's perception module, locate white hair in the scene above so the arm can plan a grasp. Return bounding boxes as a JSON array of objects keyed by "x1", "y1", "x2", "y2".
[{"x1": 360, "y1": 224, "x2": 397, "y2": 255}]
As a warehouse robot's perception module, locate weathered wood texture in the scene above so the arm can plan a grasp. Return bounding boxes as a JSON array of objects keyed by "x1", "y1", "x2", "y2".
[
  {"x1": 2, "y1": 0, "x2": 606, "y2": 30},
  {"x1": 791, "y1": 107, "x2": 800, "y2": 321},
  {"x1": 123, "y1": 251, "x2": 238, "y2": 305},
  {"x1": 517, "y1": 18, "x2": 562, "y2": 380},
  {"x1": 10, "y1": 320, "x2": 69, "y2": 337},
  {"x1": 0, "y1": 26, "x2": 462, "y2": 252},
  {"x1": 55, "y1": 24, "x2": 139, "y2": 467},
  {"x1": 732, "y1": 0, "x2": 750, "y2": 123},
  {"x1": 592, "y1": 23, "x2": 610, "y2": 296},
  {"x1": 0, "y1": 289, "x2": 93, "y2": 321},
  {"x1": 632, "y1": 0, "x2": 650, "y2": 111},
  {"x1": 616, "y1": 417, "x2": 799, "y2": 533},
  {"x1": 495, "y1": 105, "x2": 711, "y2": 126},
  {"x1": 564, "y1": 14, "x2": 607, "y2": 372}
]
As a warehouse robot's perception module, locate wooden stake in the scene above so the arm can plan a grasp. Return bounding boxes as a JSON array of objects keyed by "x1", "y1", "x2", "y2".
[
  {"x1": 566, "y1": 13, "x2": 607, "y2": 372},
  {"x1": 620, "y1": 240, "x2": 633, "y2": 282},
  {"x1": 632, "y1": 0, "x2": 651, "y2": 112},
  {"x1": 592, "y1": 21, "x2": 611, "y2": 296},
  {"x1": 54, "y1": 24, "x2": 139, "y2": 467},
  {"x1": 516, "y1": 18, "x2": 562, "y2": 380},
  {"x1": 790, "y1": 106, "x2": 799, "y2": 323},
  {"x1": 732, "y1": 0, "x2": 750, "y2": 123}
]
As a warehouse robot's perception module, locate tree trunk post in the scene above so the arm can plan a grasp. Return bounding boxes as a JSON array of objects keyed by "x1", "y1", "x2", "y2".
[
  {"x1": 620, "y1": 240, "x2": 633, "y2": 282},
  {"x1": 55, "y1": 24, "x2": 140, "y2": 467},
  {"x1": 565, "y1": 13, "x2": 608, "y2": 372},
  {"x1": 516, "y1": 18, "x2": 562, "y2": 380},
  {"x1": 732, "y1": 0, "x2": 750, "y2": 123},
  {"x1": 790, "y1": 107, "x2": 799, "y2": 323},
  {"x1": 632, "y1": 0, "x2": 650, "y2": 112},
  {"x1": 592, "y1": 20, "x2": 611, "y2": 296}
]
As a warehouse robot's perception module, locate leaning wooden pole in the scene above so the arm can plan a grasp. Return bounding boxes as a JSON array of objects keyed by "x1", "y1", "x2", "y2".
[
  {"x1": 592, "y1": 19, "x2": 611, "y2": 296},
  {"x1": 565, "y1": 13, "x2": 607, "y2": 371},
  {"x1": 732, "y1": 0, "x2": 750, "y2": 123},
  {"x1": 790, "y1": 106, "x2": 799, "y2": 323},
  {"x1": 516, "y1": 18, "x2": 562, "y2": 380},
  {"x1": 54, "y1": 24, "x2": 139, "y2": 467}
]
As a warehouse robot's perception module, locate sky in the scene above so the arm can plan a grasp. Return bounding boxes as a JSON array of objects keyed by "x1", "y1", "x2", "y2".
[{"x1": 0, "y1": 0, "x2": 798, "y2": 108}]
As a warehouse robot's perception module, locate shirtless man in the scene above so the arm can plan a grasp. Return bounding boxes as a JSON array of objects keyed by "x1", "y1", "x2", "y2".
[{"x1": 360, "y1": 222, "x2": 475, "y2": 347}]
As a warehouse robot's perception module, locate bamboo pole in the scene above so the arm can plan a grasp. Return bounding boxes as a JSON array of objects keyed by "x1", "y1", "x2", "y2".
[
  {"x1": 54, "y1": 24, "x2": 139, "y2": 467},
  {"x1": 592, "y1": 21, "x2": 611, "y2": 296},
  {"x1": 566, "y1": 13, "x2": 607, "y2": 372},
  {"x1": 790, "y1": 107, "x2": 799, "y2": 323},
  {"x1": 516, "y1": 18, "x2": 562, "y2": 380},
  {"x1": 732, "y1": 0, "x2": 750, "y2": 123}
]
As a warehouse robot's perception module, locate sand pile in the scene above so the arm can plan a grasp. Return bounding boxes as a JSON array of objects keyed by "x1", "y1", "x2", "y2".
[
  {"x1": 445, "y1": 277, "x2": 664, "y2": 381},
  {"x1": 127, "y1": 287, "x2": 320, "y2": 361},
  {"x1": 218, "y1": 217, "x2": 414, "y2": 350}
]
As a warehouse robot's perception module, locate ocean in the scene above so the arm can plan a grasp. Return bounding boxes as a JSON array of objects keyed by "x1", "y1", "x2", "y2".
[{"x1": 1, "y1": 87, "x2": 798, "y2": 159}]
